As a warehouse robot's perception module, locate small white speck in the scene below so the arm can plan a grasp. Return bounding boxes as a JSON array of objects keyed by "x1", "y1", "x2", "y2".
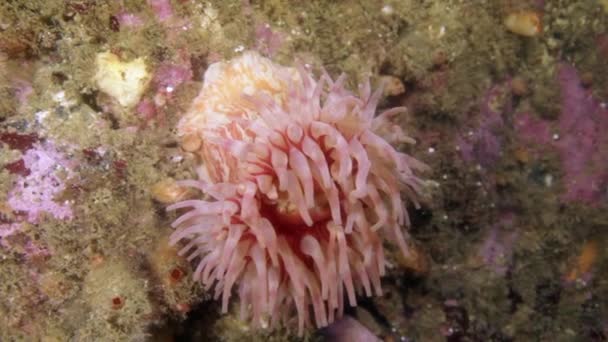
[
  {"x1": 442, "y1": 174, "x2": 448, "y2": 180},
  {"x1": 442, "y1": 214, "x2": 448, "y2": 220},
  {"x1": 552, "y1": 133, "x2": 560, "y2": 141},
  {"x1": 154, "y1": 93, "x2": 166, "y2": 107},
  {"x1": 166, "y1": 86, "x2": 174, "y2": 93},
  {"x1": 171, "y1": 155, "x2": 184, "y2": 163},
  {"x1": 428, "y1": 147, "x2": 435, "y2": 154},
  {"x1": 475, "y1": 181, "x2": 482, "y2": 186},
  {"x1": 381, "y1": 5, "x2": 394, "y2": 16},
  {"x1": 95, "y1": 146, "x2": 107, "y2": 156},
  {"x1": 234, "y1": 45, "x2": 245, "y2": 53},
  {"x1": 439, "y1": 26, "x2": 446, "y2": 37},
  {"x1": 575, "y1": 278, "x2": 587, "y2": 288},
  {"x1": 243, "y1": 85, "x2": 255, "y2": 95},
  {"x1": 53, "y1": 91, "x2": 66, "y2": 103},
  {"x1": 544, "y1": 174, "x2": 553, "y2": 187},
  {"x1": 35, "y1": 110, "x2": 50, "y2": 124},
  {"x1": 467, "y1": 130, "x2": 474, "y2": 136}
]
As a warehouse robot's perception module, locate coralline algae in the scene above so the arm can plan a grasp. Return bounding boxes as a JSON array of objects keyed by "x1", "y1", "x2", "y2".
[{"x1": 516, "y1": 64, "x2": 608, "y2": 205}]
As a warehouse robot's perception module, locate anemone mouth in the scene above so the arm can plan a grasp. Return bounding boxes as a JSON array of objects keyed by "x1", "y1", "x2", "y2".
[{"x1": 261, "y1": 194, "x2": 332, "y2": 227}]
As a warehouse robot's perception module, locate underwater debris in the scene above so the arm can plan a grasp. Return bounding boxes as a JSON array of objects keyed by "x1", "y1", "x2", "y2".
[
  {"x1": 504, "y1": 11, "x2": 543, "y2": 37},
  {"x1": 151, "y1": 178, "x2": 193, "y2": 204},
  {"x1": 93, "y1": 51, "x2": 151, "y2": 108},
  {"x1": 169, "y1": 51, "x2": 429, "y2": 335},
  {"x1": 564, "y1": 240, "x2": 598, "y2": 285}
]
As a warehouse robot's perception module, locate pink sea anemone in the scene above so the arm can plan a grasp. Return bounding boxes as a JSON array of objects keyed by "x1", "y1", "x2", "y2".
[{"x1": 169, "y1": 51, "x2": 428, "y2": 334}]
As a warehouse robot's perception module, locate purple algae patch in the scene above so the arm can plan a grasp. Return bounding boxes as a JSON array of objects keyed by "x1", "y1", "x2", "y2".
[
  {"x1": 554, "y1": 64, "x2": 608, "y2": 205},
  {"x1": 514, "y1": 64, "x2": 608, "y2": 205},
  {"x1": 457, "y1": 82, "x2": 512, "y2": 169},
  {"x1": 7, "y1": 141, "x2": 77, "y2": 223}
]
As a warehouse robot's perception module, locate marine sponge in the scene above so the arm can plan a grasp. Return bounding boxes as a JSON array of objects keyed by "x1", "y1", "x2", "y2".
[{"x1": 170, "y1": 51, "x2": 427, "y2": 334}]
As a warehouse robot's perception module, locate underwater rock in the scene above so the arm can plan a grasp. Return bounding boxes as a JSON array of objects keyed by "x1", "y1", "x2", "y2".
[
  {"x1": 321, "y1": 316, "x2": 381, "y2": 342},
  {"x1": 93, "y1": 52, "x2": 151, "y2": 108}
]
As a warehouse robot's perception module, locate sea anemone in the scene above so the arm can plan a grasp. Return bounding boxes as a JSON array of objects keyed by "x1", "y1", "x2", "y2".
[{"x1": 169, "y1": 51, "x2": 428, "y2": 334}]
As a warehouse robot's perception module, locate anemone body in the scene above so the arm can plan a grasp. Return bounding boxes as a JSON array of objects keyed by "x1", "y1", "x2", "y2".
[{"x1": 171, "y1": 51, "x2": 427, "y2": 334}]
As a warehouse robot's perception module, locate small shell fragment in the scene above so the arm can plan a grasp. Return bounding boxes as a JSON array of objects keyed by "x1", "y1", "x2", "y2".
[
  {"x1": 93, "y1": 51, "x2": 150, "y2": 108},
  {"x1": 181, "y1": 133, "x2": 202, "y2": 152},
  {"x1": 380, "y1": 75, "x2": 406, "y2": 97},
  {"x1": 504, "y1": 11, "x2": 542, "y2": 37},
  {"x1": 151, "y1": 178, "x2": 192, "y2": 204},
  {"x1": 511, "y1": 76, "x2": 529, "y2": 96},
  {"x1": 565, "y1": 240, "x2": 598, "y2": 282},
  {"x1": 396, "y1": 242, "x2": 430, "y2": 276}
]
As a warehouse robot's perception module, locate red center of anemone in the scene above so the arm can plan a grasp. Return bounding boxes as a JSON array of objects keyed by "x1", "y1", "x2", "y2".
[
  {"x1": 241, "y1": 129, "x2": 343, "y2": 261},
  {"x1": 259, "y1": 197, "x2": 332, "y2": 262}
]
